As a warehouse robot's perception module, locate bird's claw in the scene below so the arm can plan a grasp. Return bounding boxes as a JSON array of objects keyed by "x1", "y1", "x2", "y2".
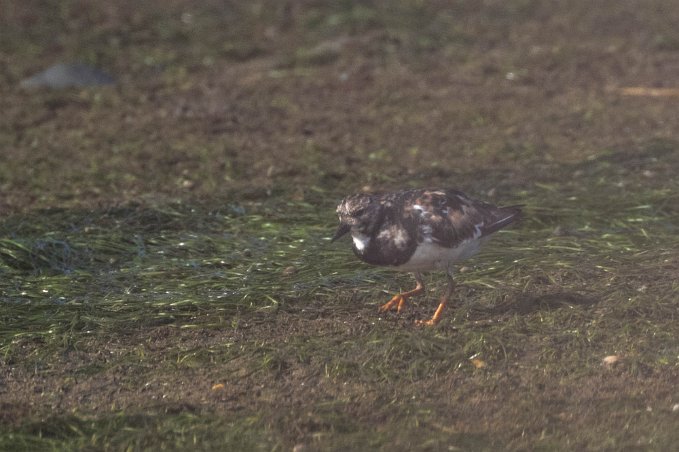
[{"x1": 378, "y1": 294, "x2": 407, "y2": 313}]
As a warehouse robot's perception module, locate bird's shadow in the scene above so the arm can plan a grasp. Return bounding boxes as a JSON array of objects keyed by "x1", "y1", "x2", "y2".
[{"x1": 463, "y1": 290, "x2": 598, "y2": 319}]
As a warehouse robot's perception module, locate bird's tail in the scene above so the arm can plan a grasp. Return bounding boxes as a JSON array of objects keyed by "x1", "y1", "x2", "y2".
[{"x1": 483, "y1": 205, "x2": 523, "y2": 235}]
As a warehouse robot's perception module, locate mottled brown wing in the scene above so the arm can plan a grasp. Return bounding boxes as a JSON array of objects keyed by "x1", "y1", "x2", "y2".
[{"x1": 411, "y1": 189, "x2": 521, "y2": 248}]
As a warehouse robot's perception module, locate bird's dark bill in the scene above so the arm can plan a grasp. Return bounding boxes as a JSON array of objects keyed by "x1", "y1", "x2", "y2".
[{"x1": 331, "y1": 223, "x2": 351, "y2": 242}]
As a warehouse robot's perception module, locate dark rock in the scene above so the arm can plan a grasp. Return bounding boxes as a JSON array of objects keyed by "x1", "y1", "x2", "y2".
[{"x1": 20, "y1": 63, "x2": 115, "y2": 88}]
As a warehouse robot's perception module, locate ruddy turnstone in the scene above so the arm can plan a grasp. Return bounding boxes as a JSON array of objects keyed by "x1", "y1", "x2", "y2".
[{"x1": 332, "y1": 188, "x2": 521, "y2": 326}]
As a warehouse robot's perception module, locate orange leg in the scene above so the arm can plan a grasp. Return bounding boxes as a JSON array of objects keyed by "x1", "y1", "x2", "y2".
[
  {"x1": 378, "y1": 273, "x2": 425, "y2": 314},
  {"x1": 414, "y1": 300, "x2": 447, "y2": 326},
  {"x1": 415, "y1": 272, "x2": 456, "y2": 326}
]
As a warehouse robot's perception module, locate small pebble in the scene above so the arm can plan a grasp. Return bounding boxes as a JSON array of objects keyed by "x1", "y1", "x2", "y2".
[
  {"x1": 470, "y1": 358, "x2": 487, "y2": 369},
  {"x1": 211, "y1": 383, "x2": 225, "y2": 391},
  {"x1": 603, "y1": 355, "x2": 621, "y2": 366},
  {"x1": 282, "y1": 266, "x2": 297, "y2": 276},
  {"x1": 672, "y1": 404, "x2": 679, "y2": 412}
]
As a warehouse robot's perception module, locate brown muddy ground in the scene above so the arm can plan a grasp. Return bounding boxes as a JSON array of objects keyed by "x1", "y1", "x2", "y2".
[{"x1": 1, "y1": 1, "x2": 679, "y2": 450}]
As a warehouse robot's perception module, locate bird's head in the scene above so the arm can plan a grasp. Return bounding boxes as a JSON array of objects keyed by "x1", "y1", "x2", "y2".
[{"x1": 331, "y1": 193, "x2": 380, "y2": 242}]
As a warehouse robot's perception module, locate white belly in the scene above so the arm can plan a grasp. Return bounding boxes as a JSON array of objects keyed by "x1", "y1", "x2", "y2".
[{"x1": 395, "y1": 239, "x2": 484, "y2": 272}]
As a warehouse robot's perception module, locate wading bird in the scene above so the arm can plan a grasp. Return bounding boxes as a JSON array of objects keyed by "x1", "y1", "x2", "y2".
[{"x1": 332, "y1": 188, "x2": 521, "y2": 326}]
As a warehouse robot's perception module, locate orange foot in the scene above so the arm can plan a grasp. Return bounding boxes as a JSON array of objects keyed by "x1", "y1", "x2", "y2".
[
  {"x1": 414, "y1": 300, "x2": 447, "y2": 327},
  {"x1": 378, "y1": 294, "x2": 408, "y2": 314},
  {"x1": 377, "y1": 279, "x2": 425, "y2": 315}
]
